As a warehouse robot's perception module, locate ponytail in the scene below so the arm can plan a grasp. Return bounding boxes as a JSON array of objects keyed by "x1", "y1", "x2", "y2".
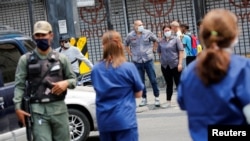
[
  {"x1": 196, "y1": 9, "x2": 238, "y2": 86},
  {"x1": 196, "y1": 49, "x2": 230, "y2": 86}
]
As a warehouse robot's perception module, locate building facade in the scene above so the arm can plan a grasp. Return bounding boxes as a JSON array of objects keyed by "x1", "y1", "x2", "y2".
[{"x1": 0, "y1": 0, "x2": 250, "y2": 63}]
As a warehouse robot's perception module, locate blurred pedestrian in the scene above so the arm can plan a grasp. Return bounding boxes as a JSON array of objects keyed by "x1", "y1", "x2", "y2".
[
  {"x1": 55, "y1": 35, "x2": 93, "y2": 77},
  {"x1": 125, "y1": 20, "x2": 160, "y2": 107},
  {"x1": 170, "y1": 21, "x2": 186, "y2": 69},
  {"x1": 170, "y1": 20, "x2": 182, "y2": 40},
  {"x1": 180, "y1": 23, "x2": 196, "y2": 65},
  {"x1": 158, "y1": 25, "x2": 184, "y2": 108},
  {"x1": 91, "y1": 30, "x2": 144, "y2": 141},
  {"x1": 177, "y1": 9, "x2": 250, "y2": 141},
  {"x1": 13, "y1": 21, "x2": 76, "y2": 141},
  {"x1": 157, "y1": 31, "x2": 162, "y2": 40}
]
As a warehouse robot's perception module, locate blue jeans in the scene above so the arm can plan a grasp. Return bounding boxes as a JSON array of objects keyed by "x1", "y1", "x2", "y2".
[{"x1": 133, "y1": 60, "x2": 159, "y2": 98}]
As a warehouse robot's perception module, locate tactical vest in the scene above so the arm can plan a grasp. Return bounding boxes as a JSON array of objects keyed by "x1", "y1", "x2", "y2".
[{"x1": 26, "y1": 51, "x2": 66, "y2": 103}]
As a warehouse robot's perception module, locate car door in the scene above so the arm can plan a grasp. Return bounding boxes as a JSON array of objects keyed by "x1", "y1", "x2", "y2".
[{"x1": 0, "y1": 41, "x2": 24, "y2": 133}]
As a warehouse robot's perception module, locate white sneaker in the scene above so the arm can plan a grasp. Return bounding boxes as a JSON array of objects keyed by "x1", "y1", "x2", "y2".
[
  {"x1": 139, "y1": 98, "x2": 147, "y2": 107},
  {"x1": 161, "y1": 101, "x2": 171, "y2": 108},
  {"x1": 155, "y1": 97, "x2": 160, "y2": 107}
]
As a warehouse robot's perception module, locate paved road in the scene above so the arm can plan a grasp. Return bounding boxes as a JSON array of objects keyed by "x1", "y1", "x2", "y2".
[
  {"x1": 87, "y1": 88, "x2": 192, "y2": 141},
  {"x1": 10, "y1": 89, "x2": 191, "y2": 141}
]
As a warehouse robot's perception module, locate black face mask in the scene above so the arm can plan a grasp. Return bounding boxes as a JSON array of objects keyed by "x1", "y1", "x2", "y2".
[{"x1": 35, "y1": 39, "x2": 50, "y2": 51}]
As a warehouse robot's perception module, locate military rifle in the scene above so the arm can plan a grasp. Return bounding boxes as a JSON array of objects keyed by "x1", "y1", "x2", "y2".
[
  {"x1": 21, "y1": 79, "x2": 34, "y2": 141},
  {"x1": 23, "y1": 95, "x2": 33, "y2": 141}
]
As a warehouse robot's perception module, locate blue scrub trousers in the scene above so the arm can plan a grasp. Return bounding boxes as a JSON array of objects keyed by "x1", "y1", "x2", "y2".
[{"x1": 99, "y1": 127, "x2": 138, "y2": 141}]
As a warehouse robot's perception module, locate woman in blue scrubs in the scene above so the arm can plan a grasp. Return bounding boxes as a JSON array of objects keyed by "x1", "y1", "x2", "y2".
[
  {"x1": 91, "y1": 30, "x2": 144, "y2": 141},
  {"x1": 177, "y1": 9, "x2": 250, "y2": 141}
]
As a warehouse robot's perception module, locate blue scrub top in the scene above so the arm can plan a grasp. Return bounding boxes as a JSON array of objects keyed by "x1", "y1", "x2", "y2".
[
  {"x1": 178, "y1": 54, "x2": 250, "y2": 141},
  {"x1": 91, "y1": 61, "x2": 144, "y2": 132}
]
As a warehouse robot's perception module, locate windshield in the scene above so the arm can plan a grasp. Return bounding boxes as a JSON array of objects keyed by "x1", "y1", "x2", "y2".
[{"x1": 23, "y1": 39, "x2": 36, "y2": 51}]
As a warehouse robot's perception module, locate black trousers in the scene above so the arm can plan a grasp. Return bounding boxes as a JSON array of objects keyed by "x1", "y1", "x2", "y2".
[
  {"x1": 186, "y1": 56, "x2": 196, "y2": 66},
  {"x1": 161, "y1": 65, "x2": 181, "y2": 101}
]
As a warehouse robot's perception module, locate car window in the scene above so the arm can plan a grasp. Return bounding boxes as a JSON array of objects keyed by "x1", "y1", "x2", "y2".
[
  {"x1": 0, "y1": 43, "x2": 22, "y2": 83},
  {"x1": 23, "y1": 39, "x2": 36, "y2": 52}
]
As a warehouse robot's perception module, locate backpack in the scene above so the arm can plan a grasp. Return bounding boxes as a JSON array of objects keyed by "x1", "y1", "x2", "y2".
[{"x1": 187, "y1": 34, "x2": 198, "y2": 56}]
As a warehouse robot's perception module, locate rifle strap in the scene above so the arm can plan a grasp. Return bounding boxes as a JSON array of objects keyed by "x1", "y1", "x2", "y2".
[
  {"x1": 59, "y1": 47, "x2": 77, "y2": 64},
  {"x1": 71, "y1": 59, "x2": 78, "y2": 64}
]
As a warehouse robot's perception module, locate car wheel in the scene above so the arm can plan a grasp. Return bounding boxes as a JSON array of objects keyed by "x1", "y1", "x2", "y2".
[{"x1": 68, "y1": 108, "x2": 90, "y2": 141}]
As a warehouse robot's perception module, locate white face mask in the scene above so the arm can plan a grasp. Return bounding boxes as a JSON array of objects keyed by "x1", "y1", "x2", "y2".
[
  {"x1": 164, "y1": 31, "x2": 172, "y2": 38},
  {"x1": 64, "y1": 42, "x2": 71, "y2": 48},
  {"x1": 138, "y1": 25, "x2": 144, "y2": 32},
  {"x1": 222, "y1": 37, "x2": 238, "y2": 53}
]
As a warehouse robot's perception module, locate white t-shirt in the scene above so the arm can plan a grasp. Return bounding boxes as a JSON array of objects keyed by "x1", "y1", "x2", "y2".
[
  {"x1": 55, "y1": 46, "x2": 93, "y2": 73},
  {"x1": 176, "y1": 30, "x2": 186, "y2": 58}
]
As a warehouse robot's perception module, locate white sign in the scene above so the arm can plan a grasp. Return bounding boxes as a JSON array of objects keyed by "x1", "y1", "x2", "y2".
[
  {"x1": 58, "y1": 20, "x2": 67, "y2": 34},
  {"x1": 77, "y1": 0, "x2": 95, "y2": 7}
]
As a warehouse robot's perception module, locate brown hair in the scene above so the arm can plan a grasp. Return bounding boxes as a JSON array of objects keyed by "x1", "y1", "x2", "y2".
[
  {"x1": 196, "y1": 9, "x2": 239, "y2": 86},
  {"x1": 102, "y1": 30, "x2": 126, "y2": 68},
  {"x1": 162, "y1": 24, "x2": 171, "y2": 31}
]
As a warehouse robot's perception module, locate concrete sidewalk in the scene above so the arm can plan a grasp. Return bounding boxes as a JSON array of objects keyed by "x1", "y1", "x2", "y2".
[
  {"x1": 135, "y1": 88, "x2": 192, "y2": 141},
  {"x1": 88, "y1": 88, "x2": 192, "y2": 141},
  {"x1": 136, "y1": 88, "x2": 179, "y2": 113}
]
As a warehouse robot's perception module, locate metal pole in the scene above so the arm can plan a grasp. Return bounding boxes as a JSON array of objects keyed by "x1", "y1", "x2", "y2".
[
  {"x1": 104, "y1": 0, "x2": 113, "y2": 30},
  {"x1": 193, "y1": 0, "x2": 206, "y2": 34},
  {"x1": 123, "y1": 0, "x2": 131, "y2": 61},
  {"x1": 192, "y1": 0, "x2": 198, "y2": 35},
  {"x1": 123, "y1": 0, "x2": 129, "y2": 35},
  {"x1": 27, "y1": 0, "x2": 34, "y2": 35},
  {"x1": 72, "y1": 0, "x2": 81, "y2": 37}
]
